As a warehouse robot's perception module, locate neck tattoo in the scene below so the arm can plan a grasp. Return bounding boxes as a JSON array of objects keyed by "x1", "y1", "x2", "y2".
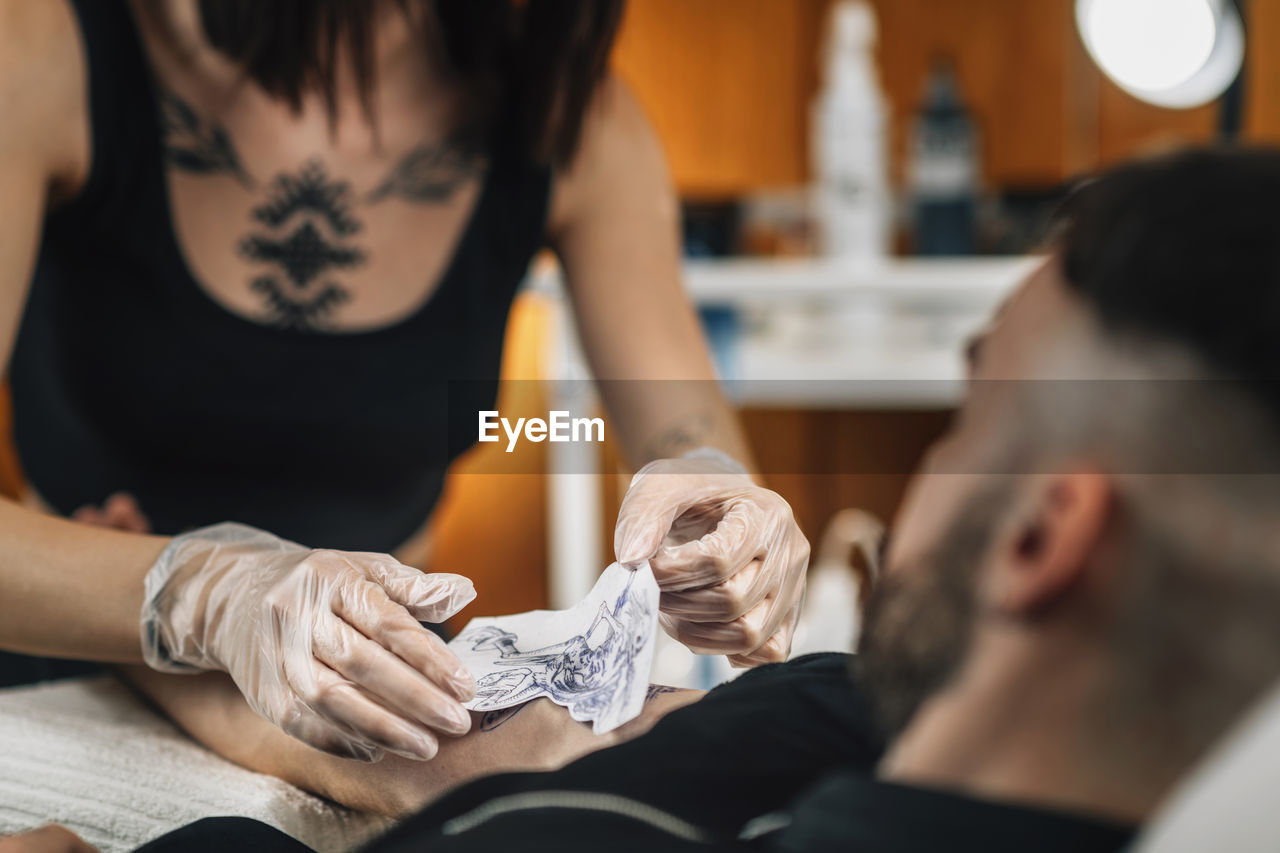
[{"x1": 157, "y1": 89, "x2": 487, "y2": 332}]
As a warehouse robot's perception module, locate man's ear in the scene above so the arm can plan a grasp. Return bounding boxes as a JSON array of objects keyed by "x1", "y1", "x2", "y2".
[{"x1": 984, "y1": 471, "x2": 1112, "y2": 615}]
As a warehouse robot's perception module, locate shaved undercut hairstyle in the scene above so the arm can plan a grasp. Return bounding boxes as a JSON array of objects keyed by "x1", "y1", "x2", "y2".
[
  {"x1": 864, "y1": 148, "x2": 1280, "y2": 776},
  {"x1": 1054, "y1": 147, "x2": 1280, "y2": 420},
  {"x1": 193, "y1": 0, "x2": 625, "y2": 165},
  {"x1": 1046, "y1": 148, "x2": 1280, "y2": 779}
]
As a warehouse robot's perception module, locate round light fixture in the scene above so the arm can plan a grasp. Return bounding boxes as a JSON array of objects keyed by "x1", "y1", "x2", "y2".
[{"x1": 1076, "y1": 0, "x2": 1244, "y2": 108}]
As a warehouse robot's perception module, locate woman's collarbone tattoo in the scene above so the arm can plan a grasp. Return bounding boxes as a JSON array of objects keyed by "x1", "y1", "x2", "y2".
[{"x1": 157, "y1": 89, "x2": 486, "y2": 332}]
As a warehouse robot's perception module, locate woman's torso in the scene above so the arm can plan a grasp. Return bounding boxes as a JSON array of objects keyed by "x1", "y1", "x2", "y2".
[{"x1": 10, "y1": 0, "x2": 552, "y2": 552}]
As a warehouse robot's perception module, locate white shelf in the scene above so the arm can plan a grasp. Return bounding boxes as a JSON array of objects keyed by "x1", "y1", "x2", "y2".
[
  {"x1": 682, "y1": 255, "x2": 1038, "y2": 307},
  {"x1": 530, "y1": 255, "x2": 1035, "y2": 408}
]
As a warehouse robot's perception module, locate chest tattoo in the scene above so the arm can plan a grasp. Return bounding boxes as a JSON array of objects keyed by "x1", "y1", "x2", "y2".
[
  {"x1": 365, "y1": 129, "x2": 486, "y2": 204},
  {"x1": 239, "y1": 161, "x2": 365, "y2": 331},
  {"x1": 157, "y1": 90, "x2": 487, "y2": 332},
  {"x1": 159, "y1": 91, "x2": 255, "y2": 189}
]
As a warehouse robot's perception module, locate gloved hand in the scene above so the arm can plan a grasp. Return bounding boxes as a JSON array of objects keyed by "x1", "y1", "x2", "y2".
[
  {"x1": 141, "y1": 522, "x2": 477, "y2": 762},
  {"x1": 614, "y1": 449, "x2": 809, "y2": 667}
]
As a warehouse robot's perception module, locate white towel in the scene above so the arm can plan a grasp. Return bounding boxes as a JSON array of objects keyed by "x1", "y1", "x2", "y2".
[{"x1": 0, "y1": 677, "x2": 391, "y2": 852}]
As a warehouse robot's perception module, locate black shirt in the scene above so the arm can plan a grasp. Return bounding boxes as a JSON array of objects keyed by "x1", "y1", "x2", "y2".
[
  {"x1": 364, "y1": 653, "x2": 1137, "y2": 852},
  {"x1": 768, "y1": 771, "x2": 1134, "y2": 853},
  {"x1": 11, "y1": 0, "x2": 550, "y2": 552}
]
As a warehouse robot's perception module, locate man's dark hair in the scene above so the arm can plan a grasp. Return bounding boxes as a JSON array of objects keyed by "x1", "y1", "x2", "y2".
[
  {"x1": 1039, "y1": 148, "x2": 1280, "y2": 779},
  {"x1": 193, "y1": 0, "x2": 625, "y2": 165},
  {"x1": 1054, "y1": 147, "x2": 1280, "y2": 416}
]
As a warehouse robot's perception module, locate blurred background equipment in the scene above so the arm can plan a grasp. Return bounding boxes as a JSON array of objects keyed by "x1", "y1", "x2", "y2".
[
  {"x1": 811, "y1": 0, "x2": 891, "y2": 263},
  {"x1": 790, "y1": 508, "x2": 884, "y2": 657},
  {"x1": 1076, "y1": 0, "x2": 1245, "y2": 112},
  {"x1": 907, "y1": 58, "x2": 980, "y2": 255}
]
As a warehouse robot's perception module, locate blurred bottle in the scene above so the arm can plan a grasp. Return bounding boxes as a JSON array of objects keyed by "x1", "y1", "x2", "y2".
[
  {"x1": 811, "y1": 0, "x2": 891, "y2": 263},
  {"x1": 908, "y1": 59, "x2": 980, "y2": 255},
  {"x1": 791, "y1": 508, "x2": 883, "y2": 657}
]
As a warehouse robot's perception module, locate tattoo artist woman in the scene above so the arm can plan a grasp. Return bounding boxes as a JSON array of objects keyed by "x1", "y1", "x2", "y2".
[{"x1": 0, "y1": 0, "x2": 808, "y2": 762}]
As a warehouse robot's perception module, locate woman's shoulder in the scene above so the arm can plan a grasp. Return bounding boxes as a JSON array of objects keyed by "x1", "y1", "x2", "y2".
[
  {"x1": 0, "y1": 0, "x2": 90, "y2": 199},
  {"x1": 546, "y1": 74, "x2": 670, "y2": 240}
]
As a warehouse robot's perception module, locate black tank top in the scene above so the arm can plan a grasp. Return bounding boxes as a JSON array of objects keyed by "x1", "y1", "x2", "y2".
[{"x1": 10, "y1": 0, "x2": 551, "y2": 551}]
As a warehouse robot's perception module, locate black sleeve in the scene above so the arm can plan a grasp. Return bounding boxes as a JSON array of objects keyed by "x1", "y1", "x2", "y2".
[
  {"x1": 132, "y1": 817, "x2": 314, "y2": 853},
  {"x1": 365, "y1": 653, "x2": 882, "y2": 852}
]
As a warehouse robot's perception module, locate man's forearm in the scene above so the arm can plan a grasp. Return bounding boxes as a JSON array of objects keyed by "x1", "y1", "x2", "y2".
[
  {"x1": 119, "y1": 665, "x2": 703, "y2": 817},
  {"x1": 0, "y1": 498, "x2": 167, "y2": 662}
]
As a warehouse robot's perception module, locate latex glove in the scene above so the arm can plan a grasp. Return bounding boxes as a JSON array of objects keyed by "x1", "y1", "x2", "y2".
[
  {"x1": 142, "y1": 522, "x2": 477, "y2": 762},
  {"x1": 614, "y1": 449, "x2": 809, "y2": 667}
]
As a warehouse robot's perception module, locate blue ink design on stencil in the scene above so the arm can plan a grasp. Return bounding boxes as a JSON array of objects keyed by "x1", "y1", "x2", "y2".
[{"x1": 456, "y1": 570, "x2": 653, "y2": 724}]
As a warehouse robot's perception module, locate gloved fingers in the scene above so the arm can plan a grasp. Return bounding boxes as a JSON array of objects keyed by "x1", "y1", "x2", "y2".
[
  {"x1": 332, "y1": 578, "x2": 475, "y2": 701},
  {"x1": 659, "y1": 597, "x2": 770, "y2": 657},
  {"x1": 727, "y1": 635, "x2": 788, "y2": 667},
  {"x1": 311, "y1": 616, "x2": 472, "y2": 745},
  {"x1": 614, "y1": 492, "x2": 688, "y2": 567},
  {"x1": 276, "y1": 694, "x2": 384, "y2": 762},
  {"x1": 614, "y1": 453, "x2": 757, "y2": 565},
  {"x1": 650, "y1": 501, "x2": 764, "y2": 590},
  {"x1": 289, "y1": 653, "x2": 445, "y2": 761},
  {"x1": 363, "y1": 557, "x2": 476, "y2": 624},
  {"x1": 727, "y1": 605, "x2": 800, "y2": 667},
  {"x1": 728, "y1": 567, "x2": 805, "y2": 665},
  {"x1": 661, "y1": 572, "x2": 798, "y2": 658},
  {"x1": 657, "y1": 558, "x2": 768, "y2": 621}
]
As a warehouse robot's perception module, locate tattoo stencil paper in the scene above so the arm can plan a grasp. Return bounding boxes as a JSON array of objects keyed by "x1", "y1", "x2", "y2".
[{"x1": 448, "y1": 562, "x2": 660, "y2": 735}]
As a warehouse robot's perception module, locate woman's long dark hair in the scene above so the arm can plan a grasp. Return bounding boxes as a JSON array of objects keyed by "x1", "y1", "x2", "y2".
[{"x1": 195, "y1": 0, "x2": 626, "y2": 165}]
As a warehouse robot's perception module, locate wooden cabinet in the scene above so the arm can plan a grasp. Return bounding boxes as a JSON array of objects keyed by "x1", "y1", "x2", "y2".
[
  {"x1": 611, "y1": 0, "x2": 816, "y2": 197},
  {"x1": 614, "y1": 0, "x2": 1269, "y2": 197}
]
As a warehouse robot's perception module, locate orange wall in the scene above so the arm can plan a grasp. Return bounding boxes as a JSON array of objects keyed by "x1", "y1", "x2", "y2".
[{"x1": 614, "y1": 0, "x2": 1267, "y2": 197}]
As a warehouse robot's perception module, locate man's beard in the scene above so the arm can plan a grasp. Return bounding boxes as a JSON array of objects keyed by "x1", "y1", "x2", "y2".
[{"x1": 855, "y1": 499, "x2": 1002, "y2": 742}]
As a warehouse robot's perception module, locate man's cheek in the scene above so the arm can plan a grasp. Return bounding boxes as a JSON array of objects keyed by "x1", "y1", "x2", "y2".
[{"x1": 888, "y1": 467, "x2": 973, "y2": 574}]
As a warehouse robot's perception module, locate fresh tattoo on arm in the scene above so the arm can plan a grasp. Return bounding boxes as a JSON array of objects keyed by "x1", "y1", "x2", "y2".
[
  {"x1": 238, "y1": 160, "x2": 365, "y2": 331},
  {"x1": 645, "y1": 685, "x2": 682, "y2": 701},
  {"x1": 478, "y1": 703, "x2": 532, "y2": 732},
  {"x1": 158, "y1": 90, "x2": 255, "y2": 189},
  {"x1": 479, "y1": 685, "x2": 687, "y2": 733}
]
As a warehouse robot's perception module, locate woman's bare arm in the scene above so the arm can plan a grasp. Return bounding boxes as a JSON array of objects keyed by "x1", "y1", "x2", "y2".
[
  {"x1": 548, "y1": 77, "x2": 756, "y2": 470},
  {"x1": 120, "y1": 665, "x2": 703, "y2": 817},
  {"x1": 0, "y1": 0, "x2": 173, "y2": 664}
]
